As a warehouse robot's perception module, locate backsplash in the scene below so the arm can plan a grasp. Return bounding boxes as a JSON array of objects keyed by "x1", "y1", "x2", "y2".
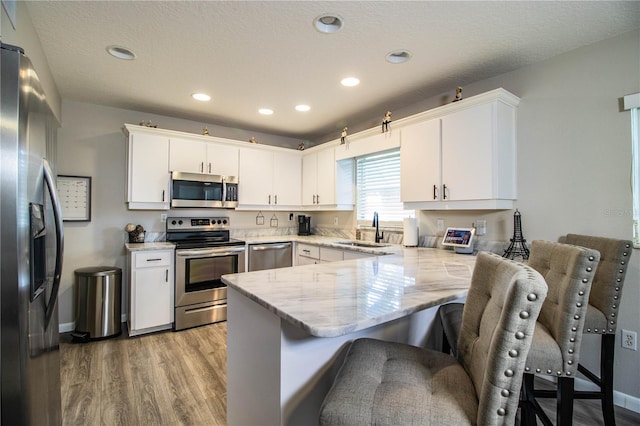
[
  {"x1": 231, "y1": 226, "x2": 299, "y2": 239},
  {"x1": 135, "y1": 227, "x2": 514, "y2": 255}
]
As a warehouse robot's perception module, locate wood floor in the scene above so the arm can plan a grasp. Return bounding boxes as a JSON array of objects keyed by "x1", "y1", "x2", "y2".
[
  {"x1": 60, "y1": 323, "x2": 227, "y2": 425},
  {"x1": 60, "y1": 322, "x2": 640, "y2": 425}
]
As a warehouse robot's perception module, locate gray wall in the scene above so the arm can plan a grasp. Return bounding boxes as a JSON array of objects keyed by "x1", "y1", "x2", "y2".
[
  {"x1": 6, "y1": 0, "x2": 639, "y2": 405},
  {"x1": 1, "y1": 1, "x2": 61, "y2": 121},
  {"x1": 56, "y1": 30, "x2": 640, "y2": 402},
  {"x1": 55, "y1": 101, "x2": 305, "y2": 330},
  {"x1": 413, "y1": 30, "x2": 639, "y2": 401}
]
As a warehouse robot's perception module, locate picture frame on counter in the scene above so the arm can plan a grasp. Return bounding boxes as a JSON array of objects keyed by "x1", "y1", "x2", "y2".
[{"x1": 56, "y1": 175, "x2": 92, "y2": 222}]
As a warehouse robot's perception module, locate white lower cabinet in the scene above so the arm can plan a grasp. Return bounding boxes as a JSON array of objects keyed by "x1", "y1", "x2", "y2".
[
  {"x1": 128, "y1": 249, "x2": 174, "y2": 336},
  {"x1": 297, "y1": 243, "x2": 320, "y2": 265},
  {"x1": 296, "y1": 243, "x2": 374, "y2": 265}
]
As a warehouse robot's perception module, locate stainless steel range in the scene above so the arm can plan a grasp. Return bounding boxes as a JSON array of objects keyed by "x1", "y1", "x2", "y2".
[{"x1": 166, "y1": 217, "x2": 245, "y2": 330}]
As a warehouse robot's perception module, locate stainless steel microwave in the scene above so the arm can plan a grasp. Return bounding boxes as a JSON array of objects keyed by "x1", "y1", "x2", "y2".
[{"x1": 171, "y1": 171, "x2": 238, "y2": 208}]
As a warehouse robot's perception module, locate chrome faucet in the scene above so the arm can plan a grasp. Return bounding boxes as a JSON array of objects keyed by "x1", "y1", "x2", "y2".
[{"x1": 372, "y1": 211, "x2": 383, "y2": 243}]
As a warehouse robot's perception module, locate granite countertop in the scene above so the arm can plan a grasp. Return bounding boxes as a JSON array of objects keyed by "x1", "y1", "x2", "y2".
[
  {"x1": 222, "y1": 248, "x2": 477, "y2": 338},
  {"x1": 125, "y1": 242, "x2": 175, "y2": 251}
]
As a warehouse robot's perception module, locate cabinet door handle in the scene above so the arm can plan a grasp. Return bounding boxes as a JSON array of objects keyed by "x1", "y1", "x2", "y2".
[
  {"x1": 208, "y1": 162, "x2": 212, "y2": 174},
  {"x1": 312, "y1": 194, "x2": 316, "y2": 204},
  {"x1": 165, "y1": 269, "x2": 169, "y2": 282},
  {"x1": 162, "y1": 190, "x2": 165, "y2": 202},
  {"x1": 433, "y1": 184, "x2": 437, "y2": 200},
  {"x1": 201, "y1": 161, "x2": 204, "y2": 173},
  {"x1": 443, "y1": 184, "x2": 448, "y2": 200},
  {"x1": 316, "y1": 194, "x2": 319, "y2": 204},
  {"x1": 146, "y1": 258, "x2": 162, "y2": 262},
  {"x1": 268, "y1": 194, "x2": 271, "y2": 204},
  {"x1": 274, "y1": 194, "x2": 278, "y2": 205}
]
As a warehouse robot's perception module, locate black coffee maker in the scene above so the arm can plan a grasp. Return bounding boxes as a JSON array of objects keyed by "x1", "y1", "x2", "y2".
[{"x1": 298, "y1": 215, "x2": 311, "y2": 236}]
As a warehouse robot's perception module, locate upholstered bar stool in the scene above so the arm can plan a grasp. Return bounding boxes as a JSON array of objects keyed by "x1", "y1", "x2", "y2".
[
  {"x1": 519, "y1": 240, "x2": 600, "y2": 425},
  {"x1": 549, "y1": 234, "x2": 632, "y2": 426},
  {"x1": 438, "y1": 240, "x2": 600, "y2": 425},
  {"x1": 319, "y1": 252, "x2": 548, "y2": 425}
]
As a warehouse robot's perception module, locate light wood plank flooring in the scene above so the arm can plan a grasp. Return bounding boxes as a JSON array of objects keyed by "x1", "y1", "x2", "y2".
[
  {"x1": 60, "y1": 323, "x2": 227, "y2": 425},
  {"x1": 61, "y1": 322, "x2": 640, "y2": 425}
]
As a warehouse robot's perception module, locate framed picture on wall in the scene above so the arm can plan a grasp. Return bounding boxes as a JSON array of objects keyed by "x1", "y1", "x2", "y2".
[{"x1": 56, "y1": 175, "x2": 91, "y2": 222}]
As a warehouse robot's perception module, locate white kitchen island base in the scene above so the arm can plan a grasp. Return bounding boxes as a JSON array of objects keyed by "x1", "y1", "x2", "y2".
[
  {"x1": 227, "y1": 286, "x2": 457, "y2": 426},
  {"x1": 224, "y1": 249, "x2": 476, "y2": 425}
]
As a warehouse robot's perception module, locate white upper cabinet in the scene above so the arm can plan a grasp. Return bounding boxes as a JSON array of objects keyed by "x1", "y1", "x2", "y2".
[
  {"x1": 238, "y1": 146, "x2": 301, "y2": 207},
  {"x1": 400, "y1": 88, "x2": 519, "y2": 210},
  {"x1": 273, "y1": 150, "x2": 302, "y2": 206},
  {"x1": 125, "y1": 128, "x2": 170, "y2": 210},
  {"x1": 302, "y1": 147, "x2": 354, "y2": 209},
  {"x1": 302, "y1": 148, "x2": 336, "y2": 206},
  {"x1": 400, "y1": 118, "x2": 441, "y2": 202},
  {"x1": 169, "y1": 137, "x2": 239, "y2": 176},
  {"x1": 302, "y1": 153, "x2": 319, "y2": 206}
]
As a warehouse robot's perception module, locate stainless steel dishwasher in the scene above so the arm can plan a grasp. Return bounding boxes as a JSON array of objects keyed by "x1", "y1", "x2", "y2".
[{"x1": 248, "y1": 242, "x2": 293, "y2": 272}]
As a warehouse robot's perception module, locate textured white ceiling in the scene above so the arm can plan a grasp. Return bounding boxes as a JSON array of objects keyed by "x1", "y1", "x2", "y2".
[{"x1": 26, "y1": 1, "x2": 640, "y2": 142}]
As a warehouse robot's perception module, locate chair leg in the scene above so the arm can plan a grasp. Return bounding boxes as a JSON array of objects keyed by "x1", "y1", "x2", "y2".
[
  {"x1": 557, "y1": 377, "x2": 574, "y2": 426},
  {"x1": 521, "y1": 373, "x2": 538, "y2": 426},
  {"x1": 601, "y1": 334, "x2": 616, "y2": 426}
]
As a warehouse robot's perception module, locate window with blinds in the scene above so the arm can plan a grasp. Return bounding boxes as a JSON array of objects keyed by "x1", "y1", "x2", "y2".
[
  {"x1": 623, "y1": 93, "x2": 640, "y2": 247},
  {"x1": 356, "y1": 149, "x2": 413, "y2": 223}
]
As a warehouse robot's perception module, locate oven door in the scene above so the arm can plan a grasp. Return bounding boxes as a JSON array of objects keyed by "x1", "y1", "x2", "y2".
[
  {"x1": 175, "y1": 245, "x2": 245, "y2": 307},
  {"x1": 171, "y1": 171, "x2": 224, "y2": 208}
]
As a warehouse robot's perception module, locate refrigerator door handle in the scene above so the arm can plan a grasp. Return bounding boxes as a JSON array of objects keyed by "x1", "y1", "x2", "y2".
[{"x1": 42, "y1": 159, "x2": 65, "y2": 328}]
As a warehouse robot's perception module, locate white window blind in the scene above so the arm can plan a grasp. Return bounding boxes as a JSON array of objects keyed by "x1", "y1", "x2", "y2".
[{"x1": 356, "y1": 149, "x2": 412, "y2": 223}]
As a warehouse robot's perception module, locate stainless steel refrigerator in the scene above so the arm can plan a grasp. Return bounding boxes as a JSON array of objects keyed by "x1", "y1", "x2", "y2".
[{"x1": 1, "y1": 42, "x2": 64, "y2": 424}]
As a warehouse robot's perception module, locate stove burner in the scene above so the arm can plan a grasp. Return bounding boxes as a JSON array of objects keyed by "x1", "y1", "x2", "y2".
[{"x1": 166, "y1": 216, "x2": 245, "y2": 248}]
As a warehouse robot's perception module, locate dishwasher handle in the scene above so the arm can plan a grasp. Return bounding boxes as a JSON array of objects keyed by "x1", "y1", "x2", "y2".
[{"x1": 250, "y1": 243, "x2": 292, "y2": 251}]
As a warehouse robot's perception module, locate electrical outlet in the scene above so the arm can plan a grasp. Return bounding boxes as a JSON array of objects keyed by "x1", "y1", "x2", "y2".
[
  {"x1": 333, "y1": 216, "x2": 339, "y2": 226},
  {"x1": 622, "y1": 329, "x2": 637, "y2": 351},
  {"x1": 160, "y1": 213, "x2": 167, "y2": 223},
  {"x1": 436, "y1": 219, "x2": 445, "y2": 232}
]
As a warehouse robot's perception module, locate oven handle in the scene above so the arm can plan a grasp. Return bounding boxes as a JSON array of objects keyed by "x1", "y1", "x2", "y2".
[{"x1": 176, "y1": 246, "x2": 246, "y2": 257}]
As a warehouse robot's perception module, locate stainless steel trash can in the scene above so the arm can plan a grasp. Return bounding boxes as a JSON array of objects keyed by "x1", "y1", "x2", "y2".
[{"x1": 74, "y1": 266, "x2": 122, "y2": 340}]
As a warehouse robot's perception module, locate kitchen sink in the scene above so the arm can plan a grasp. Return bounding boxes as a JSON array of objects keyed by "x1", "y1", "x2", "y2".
[{"x1": 335, "y1": 240, "x2": 390, "y2": 248}]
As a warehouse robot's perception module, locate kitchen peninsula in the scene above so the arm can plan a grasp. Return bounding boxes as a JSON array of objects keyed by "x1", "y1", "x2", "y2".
[{"x1": 223, "y1": 248, "x2": 477, "y2": 425}]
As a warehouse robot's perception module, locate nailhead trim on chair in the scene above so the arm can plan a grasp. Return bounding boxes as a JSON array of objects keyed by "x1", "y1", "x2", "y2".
[
  {"x1": 605, "y1": 245, "x2": 631, "y2": 332},
  {"x1": 589, "y1": 243, "x2": 629, "y2": 334},
  {"x1": 524, "y1": 251, "x2": 598, "y2": 376}
]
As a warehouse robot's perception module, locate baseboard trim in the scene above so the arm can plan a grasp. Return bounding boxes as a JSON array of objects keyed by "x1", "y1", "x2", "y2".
[{"x1": 59, "y1": 321, "x2": 75, "y2": 333}]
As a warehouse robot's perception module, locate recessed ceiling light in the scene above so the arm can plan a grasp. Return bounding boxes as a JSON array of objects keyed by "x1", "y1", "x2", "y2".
[
  {"x1": 106, "y1": 45, "x2": 136, "y2": 60},
  {"x1": 295, "y1": 105, "x2": 311, "y2": 112},
  {"x1": 191, "y1": 93, "x2": 211, "y2": 101},
  {"x1": 341, "y1": 77, "x2": 360, "y2": 87},
  {"x1": 314, "y1": 14, "x2": 343, "y2": 33},
  {"x1": 259, "y1": 108, "x2": 274, "y2": 115},
  {"x1": 386, "y1": 50, "x2": 412, "y2": 64}
]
